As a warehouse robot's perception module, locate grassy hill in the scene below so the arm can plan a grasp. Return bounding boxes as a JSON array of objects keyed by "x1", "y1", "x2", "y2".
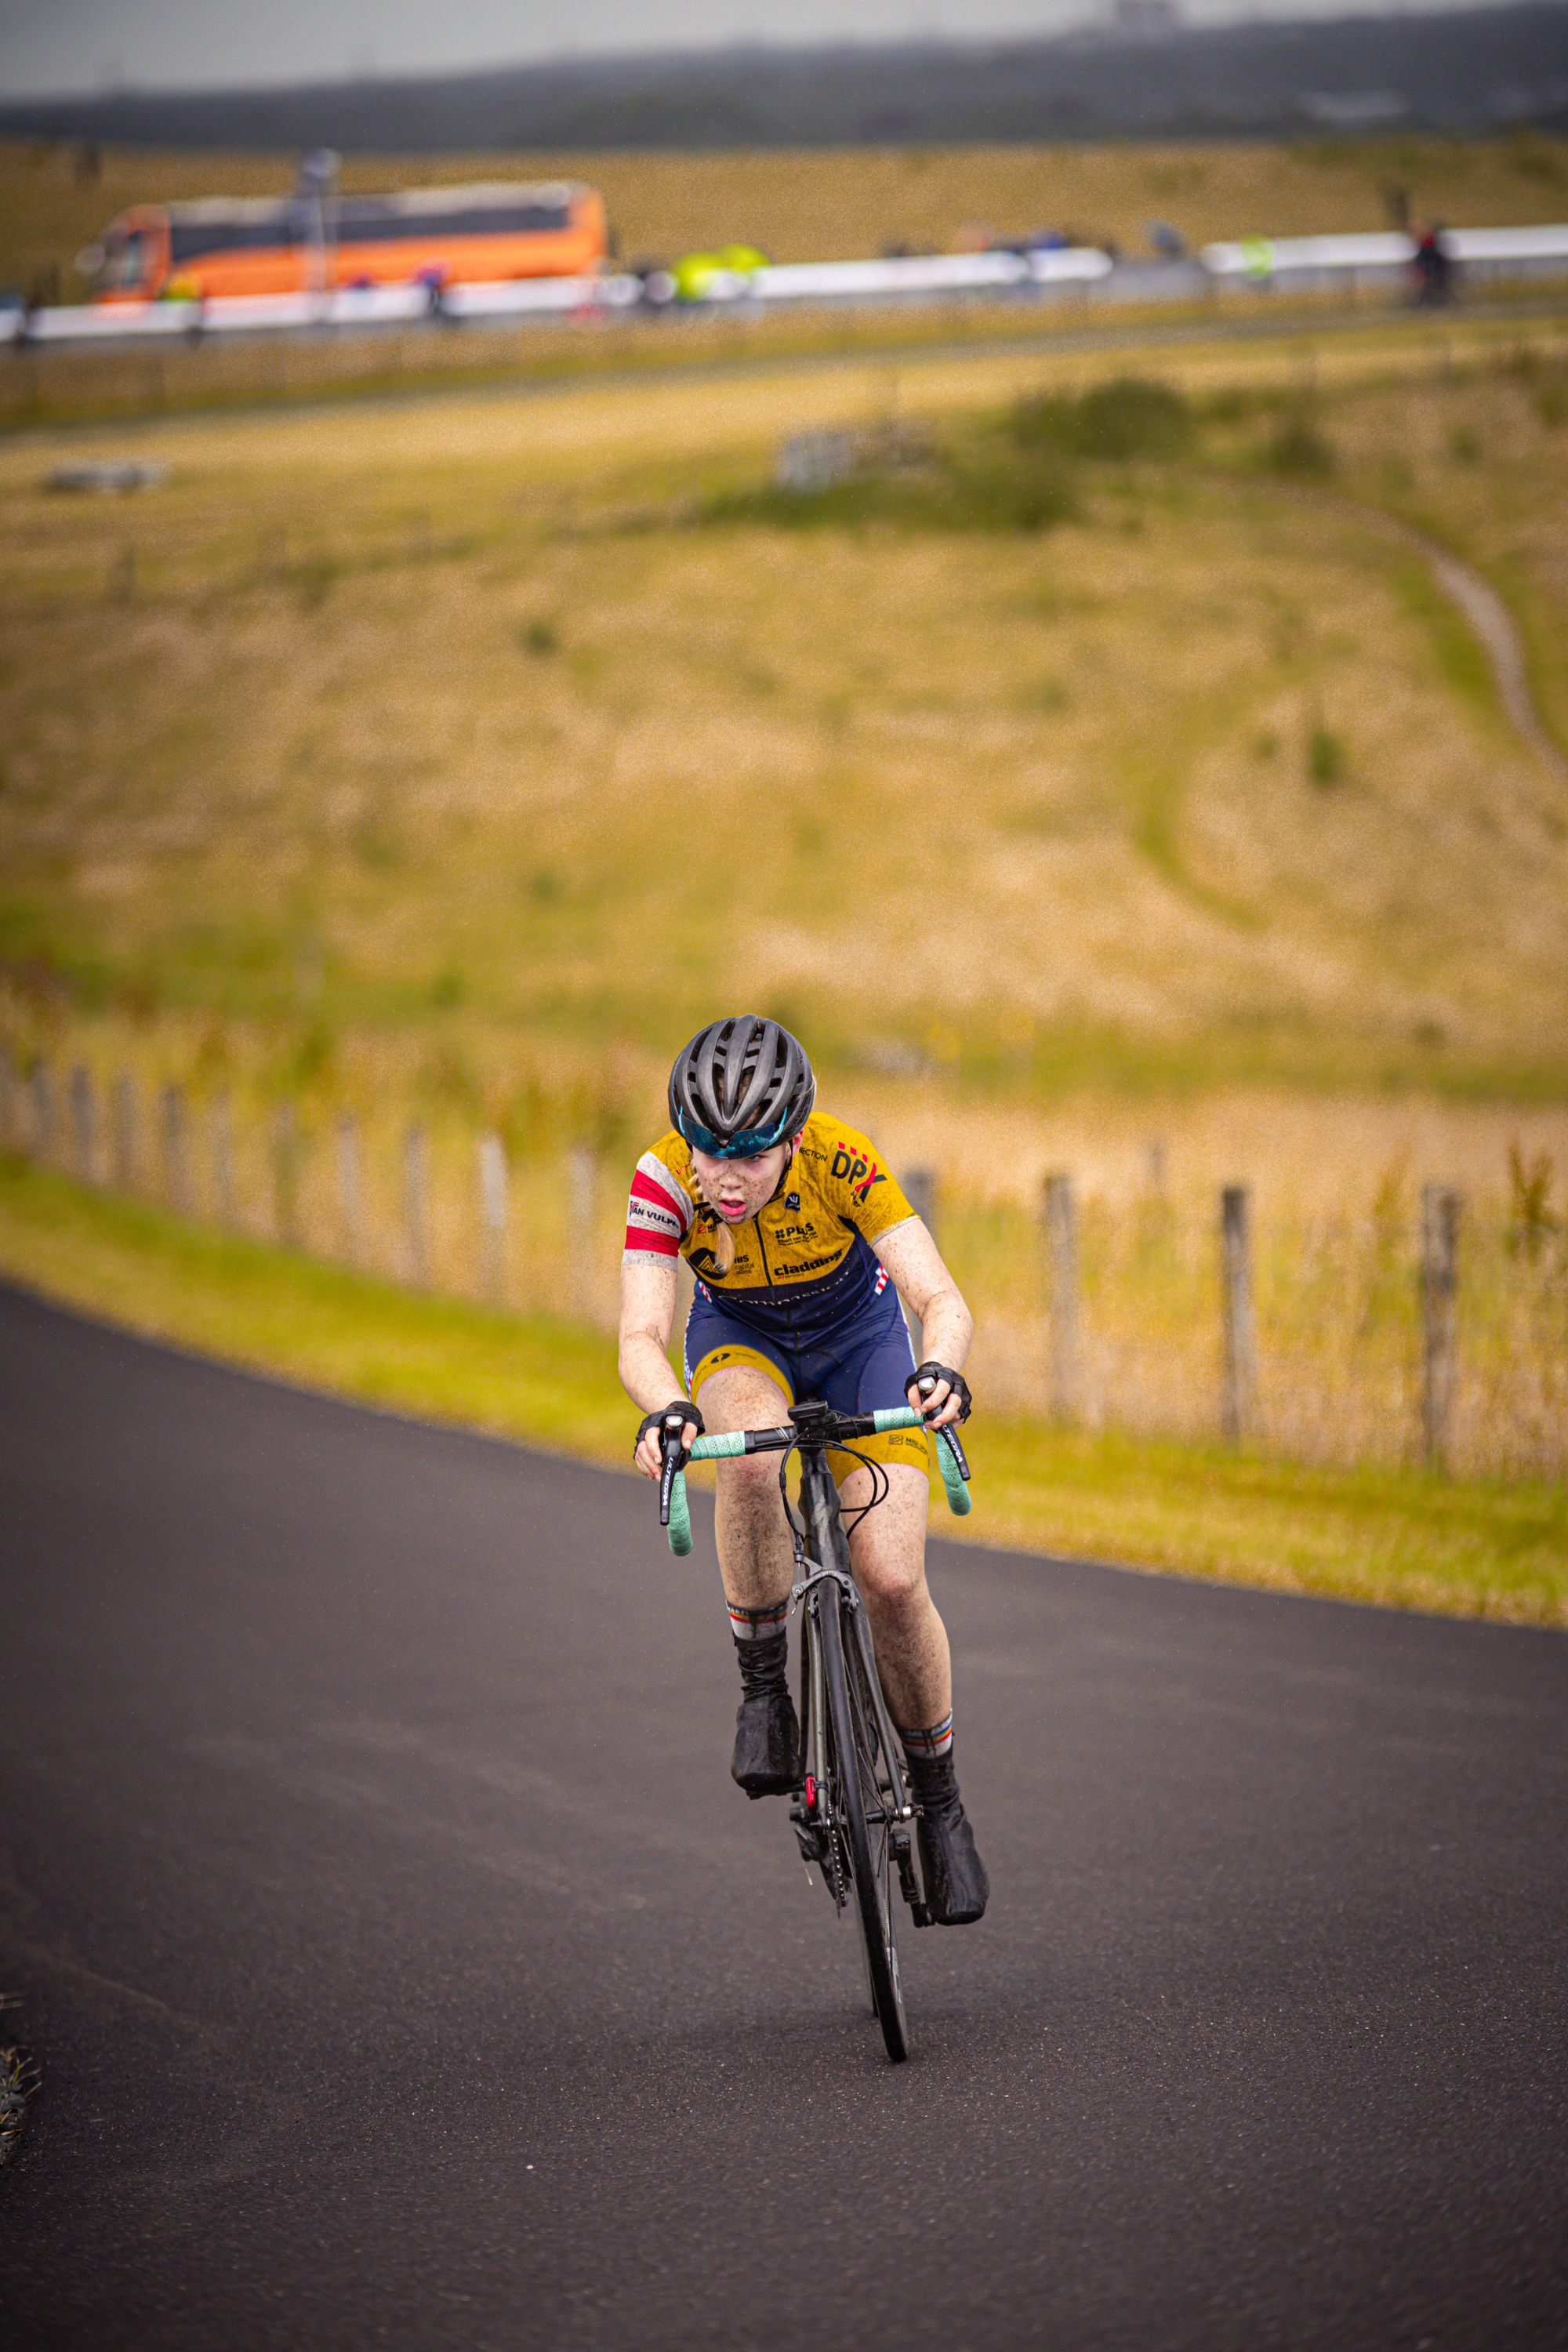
[{"x1": 2, "y1": 305, "x2": 1566, "y2": 1116}]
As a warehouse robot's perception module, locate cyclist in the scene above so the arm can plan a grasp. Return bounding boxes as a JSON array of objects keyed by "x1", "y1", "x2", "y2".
[{"x1": 618, "y1": 1014, "x2": 988, "y2": 1926}]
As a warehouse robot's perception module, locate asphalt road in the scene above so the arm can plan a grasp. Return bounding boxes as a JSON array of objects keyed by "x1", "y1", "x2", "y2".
[{"x1": 2, "y1": 1282, "x2": 1566, "y2": 2350}]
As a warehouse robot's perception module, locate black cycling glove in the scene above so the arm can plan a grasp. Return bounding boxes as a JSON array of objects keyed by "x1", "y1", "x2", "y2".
[
  {"x1": 634, "y1": 1401, "x2": 705, "y2": 1461},
  {"x1": 906, "y1": 1361, "x2": 972, "y2": 1422}
]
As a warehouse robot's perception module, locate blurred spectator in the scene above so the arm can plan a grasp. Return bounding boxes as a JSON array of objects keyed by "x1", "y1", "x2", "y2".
[{"x1": 1412, "y1": 220, "x2": 1453, "y2": 305}]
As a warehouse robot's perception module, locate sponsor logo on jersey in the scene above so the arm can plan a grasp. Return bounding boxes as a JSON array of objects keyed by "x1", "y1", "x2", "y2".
[{"x1": 829, "y1": 1145, "x2": 887, "y2": 1203}]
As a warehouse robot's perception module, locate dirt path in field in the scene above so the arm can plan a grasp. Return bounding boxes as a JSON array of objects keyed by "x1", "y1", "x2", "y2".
[
  {"x1": 1330, "y1": 495, "x2": 1568, "y2": 789},
  {"x1": 1414, "y1": 532, "x2": 1568, "y2": 786}
]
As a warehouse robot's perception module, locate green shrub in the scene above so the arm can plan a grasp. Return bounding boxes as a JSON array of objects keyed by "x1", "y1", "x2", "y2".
[
  {"x1": 702, "y1": 448, "x2": 1075, "y2": 535},
  {"x1": 1309, "y1": 724, "x2": 1347, "y2": 786},
  {"x1": 1013, "y1": 375, "x2": 1192, "y2": 461},
  {"x1": 1074, "y1": 377, "x2": 1193, "y2": 459},
  {"x1": 1267, "y1": 416, "x2": 1335, "y2": 478},
  {"x1": 1533, "y1": 373, "x2": 1568, "y2": 430}
]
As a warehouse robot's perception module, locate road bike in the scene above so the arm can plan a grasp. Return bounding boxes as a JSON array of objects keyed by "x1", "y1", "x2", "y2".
[{"x1": 659, "y1": 1398, "x2": 971, "y2": 2063}]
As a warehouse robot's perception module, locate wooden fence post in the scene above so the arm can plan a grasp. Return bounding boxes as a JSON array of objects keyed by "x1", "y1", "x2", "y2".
[
  {"x1": 1043, "y1": 1172, "x2": 1080, "y2": 1421},
  {"x1": 1220, "y1": 1183, "x2": 1256, "y2": 1440},
  {"x1": 210, "y1": 1092, "x2": 235, "y2": 1227},
  {"x1": 404, "y1": 1123, "x2": 428, "y2": 1288},
  {"x1": 568, "y1": 1145, "x2": 596, "y2": 1319},
  {"x1": 1421, "y1": 1183, "x2": 1461, "y2": 1468},
  {"x1": 161, "y1": 1083, "x2": 191, "y2": 1214},
  {"x1": 902, "y1": 1166, "x2": 938, "y2": 1363},
  {"x1": 477, "y1": 1130, "x2": 509, "y2": 1303},
  {"x1": 336, "y1": 1112, "x2": 363, "y2": 1265},
  {"x1": 273, "y1": 1102, "x2": 299, "y2": 1246},
  {"x1": 30, "y1": 1058, "x2": 53, "y2": 1162},
  {"x1": 69, "y1": 1063, "x2": 96, "y2": 1182},
  {"x1": 111, "y1": 1071, "x2": 138, "y2": 1190}
]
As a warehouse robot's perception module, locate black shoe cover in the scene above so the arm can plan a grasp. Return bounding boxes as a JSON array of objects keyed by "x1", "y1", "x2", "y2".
[
  {"x1": 906, "y1": 1749, "x2": 989, "y2": 1925},
  {"x1": 916, "y1": 1795, "x2": 989, "y2": 1924},
  {"x1": 731, "y1": 1631, "x2": 800, "y2": 1798}
]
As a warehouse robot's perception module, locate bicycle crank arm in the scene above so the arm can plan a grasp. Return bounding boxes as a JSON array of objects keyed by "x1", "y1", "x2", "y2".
[{"x1": 891, "y1": 1830, "x2": 931, "y2": 1929}]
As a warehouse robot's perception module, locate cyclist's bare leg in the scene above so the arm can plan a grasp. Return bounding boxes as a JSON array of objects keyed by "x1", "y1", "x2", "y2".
[
  {"x1": 698, "y1": 1363, "x2": 802, "y2": 1795},
  {"x1": 839, "y1": 1462, "x2": 952, "y2": 1733},
  {"x1": 693, "y1": 1363, "x2": 797, "y2": 1617}
]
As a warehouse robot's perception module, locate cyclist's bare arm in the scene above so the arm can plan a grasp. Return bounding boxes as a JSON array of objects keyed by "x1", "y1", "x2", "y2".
[
  {"x1": 872, "y1": 1218, "x2": 974, "y2": 1428},
  {"x1": 619, "y1": 1256, "x2": 700, "y2": 1477}
]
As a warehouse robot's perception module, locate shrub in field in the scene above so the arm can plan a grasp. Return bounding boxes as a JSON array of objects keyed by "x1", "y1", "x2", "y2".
[
  {"x1": 1012, "y1": 375, "x2": 1193, "y2": 461},
  {"x1": 1308, "y1": 723, "x2": 1347, "y2": 786},
  {"x1": 1507, "y1": 1145, "x2": 1559, "y2": 1261},
  {"x1": 703, "y1": 441, "x2": 1075, "y2": 533},
  {"x1": 1533, "y1": 372, "x2": 1568, "y2": 430},
  {"x1": 1266, "y1": 415, "x2": 1335, "y2": 477}
]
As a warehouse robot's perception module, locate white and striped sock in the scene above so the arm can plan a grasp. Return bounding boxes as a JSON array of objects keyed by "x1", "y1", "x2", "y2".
[{"x1": 727, "y1": 1596, "x2": 789, "y2": 1643}]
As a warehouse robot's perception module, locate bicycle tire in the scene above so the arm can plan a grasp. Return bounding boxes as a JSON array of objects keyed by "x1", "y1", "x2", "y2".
[{"x1": 819, "y1": 1585, "x2": 909, "y2": 2063}]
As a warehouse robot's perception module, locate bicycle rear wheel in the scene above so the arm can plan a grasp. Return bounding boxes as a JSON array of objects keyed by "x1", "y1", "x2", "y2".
[{"x1": 819, "y1": 1584, "x2": 909, "y2": 2063}]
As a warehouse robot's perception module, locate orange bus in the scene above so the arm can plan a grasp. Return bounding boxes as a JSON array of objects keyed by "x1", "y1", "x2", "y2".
[{"x1": 86, "y1": 181, "x2": 609, "y2": 302}]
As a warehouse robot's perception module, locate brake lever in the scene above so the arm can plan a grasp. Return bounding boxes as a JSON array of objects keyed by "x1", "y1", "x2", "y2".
[
  {"x1": 916, "y1": 1375, "x2": 971, "y2": 1483},
  {"x1": 658, "y1": 1428, "x2": 686, "y2": 1527}
]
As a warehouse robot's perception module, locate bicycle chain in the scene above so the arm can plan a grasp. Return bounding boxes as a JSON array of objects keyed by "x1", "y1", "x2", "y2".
[{"x1": 826, "y1": 1816, "x2": 848, "y2": 1909}]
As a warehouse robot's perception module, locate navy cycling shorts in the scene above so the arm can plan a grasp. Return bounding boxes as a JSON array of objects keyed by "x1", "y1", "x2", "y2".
[{"x1": 683, "y1": 1282, "x2": 930, "y2": 1483}]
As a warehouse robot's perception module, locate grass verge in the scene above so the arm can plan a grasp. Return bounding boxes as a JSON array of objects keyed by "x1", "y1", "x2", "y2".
[{"x1": 2, "y1": 1156, "x2": 1563, "y2": 1628}]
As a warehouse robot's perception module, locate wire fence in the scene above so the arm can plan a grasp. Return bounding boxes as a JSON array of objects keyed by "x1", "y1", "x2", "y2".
[{"x1": 3, "y1": 1042, "x2": 1563, "y2": 1483}]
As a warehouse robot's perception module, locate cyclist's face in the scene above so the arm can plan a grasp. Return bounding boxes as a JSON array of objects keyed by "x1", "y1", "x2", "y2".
[{"x1": 690, "y1": 1141, "x2": 791, "y2": 1222}]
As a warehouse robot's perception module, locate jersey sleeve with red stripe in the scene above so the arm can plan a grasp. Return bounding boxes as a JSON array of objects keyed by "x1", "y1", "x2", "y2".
[{"x1": 623, "y1": 1149, "x2": 694, "y2": 1261}]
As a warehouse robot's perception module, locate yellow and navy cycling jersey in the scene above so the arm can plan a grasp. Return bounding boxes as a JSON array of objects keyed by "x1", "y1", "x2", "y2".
[{"x1": 623, "y1": 1112, "x2": 916, "y2": 1351}]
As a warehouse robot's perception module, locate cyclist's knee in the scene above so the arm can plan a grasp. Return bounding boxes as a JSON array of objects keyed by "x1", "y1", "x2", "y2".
[
  {"x1": 851, "y1": 1528, "x2": 929, "y2": 1619},
  {"x1": 696, "y1": 1365, "x2": 789, "y2": 1439},
  {"x1": 717, "y1": 1449, "x2": 780, "y2": 1507}
]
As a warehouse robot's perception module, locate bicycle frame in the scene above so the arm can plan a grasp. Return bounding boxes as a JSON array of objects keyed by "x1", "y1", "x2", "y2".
[{"x1": 789, "y1": 1441, "x2": 915, "y2": 1831}]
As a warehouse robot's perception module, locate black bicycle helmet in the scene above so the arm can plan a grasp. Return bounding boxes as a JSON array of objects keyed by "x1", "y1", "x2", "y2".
[{"x1": 668, "y1": 1016, "x2": 816, "y2": 1158}]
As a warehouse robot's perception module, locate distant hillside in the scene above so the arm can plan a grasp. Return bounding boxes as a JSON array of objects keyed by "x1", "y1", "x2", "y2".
[{"x1": 3, "y1": 5, "x2": 1566, "y2": 152}]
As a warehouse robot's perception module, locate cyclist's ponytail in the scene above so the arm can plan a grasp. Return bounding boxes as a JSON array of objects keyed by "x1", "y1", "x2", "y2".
[{"x1": 688, "y1": 1205, "x2": 736, "y2": 1279}]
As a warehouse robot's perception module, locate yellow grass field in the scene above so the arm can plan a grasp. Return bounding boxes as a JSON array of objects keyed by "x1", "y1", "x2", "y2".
[{"x1": 4, "y1": 307, "x2": 1567, "y2": 1091}]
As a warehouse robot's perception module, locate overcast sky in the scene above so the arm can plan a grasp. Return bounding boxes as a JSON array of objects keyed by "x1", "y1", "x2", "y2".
[{"x1": 0, "y1": 0, "x2": 1523, "y2": 98}]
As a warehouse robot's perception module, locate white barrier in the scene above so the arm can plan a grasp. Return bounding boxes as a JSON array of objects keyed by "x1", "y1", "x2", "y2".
[
  {"x1": 3, "y1": 272, "x2": 643, "y2": 346},
  {"x1": 7, "y1": 224, "x2": 1565, "y2": 349},
  {"x1": 1202, "y1": 224, "x2": 1568, "y2": 285},
  {"x1": 442, "y1": 272, "x2": 643, "y2": 318},
  {"x1": 699, "y1": 247, "x2": 1110, "y2": 306}
]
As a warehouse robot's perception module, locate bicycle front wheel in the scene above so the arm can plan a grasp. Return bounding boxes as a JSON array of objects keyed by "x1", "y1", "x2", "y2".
[{"x1": 819, "y1": 1586, "x2": 909, "y2": 2063}]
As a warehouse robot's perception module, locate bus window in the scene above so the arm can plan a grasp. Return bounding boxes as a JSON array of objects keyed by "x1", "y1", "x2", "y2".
[
  {"x1": 334, "y1": 199, "x2": 572, "y2": 241},
  {"x1": 169, "y1": 214, "x2": 298, "y2": 262},
  {"x1": 111, "y1": 231, "x2": 146, "y2": 292}
]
